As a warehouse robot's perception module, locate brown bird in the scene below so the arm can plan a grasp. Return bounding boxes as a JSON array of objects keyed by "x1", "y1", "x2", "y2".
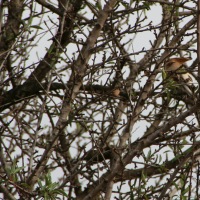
[
  {"x1": 164, "y1": 57, "x2": 200, "y2": 125},
  {"x1": 164, "y1": 57, "x2": 195, "y2": 97},
  {"x1": 164, "y1": 57, "x2": 191, "y2": 71},
  {"x1": 112, "y1": 88, "x2": 120, "y2": 97}
]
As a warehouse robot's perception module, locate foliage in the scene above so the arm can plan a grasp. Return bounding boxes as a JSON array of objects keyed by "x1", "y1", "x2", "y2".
[{"x1": 37, "y1": 172, "x2": 68, "y2": 200}]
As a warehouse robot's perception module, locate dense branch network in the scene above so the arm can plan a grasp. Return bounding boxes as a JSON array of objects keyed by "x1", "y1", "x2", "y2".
[{"x1": 0, "y1": 1, "x2": 199, "y2": 200}]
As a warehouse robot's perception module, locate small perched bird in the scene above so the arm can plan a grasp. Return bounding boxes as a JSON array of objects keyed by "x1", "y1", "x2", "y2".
[
  {"x1": 164, "y1": 57, "x2": 192, "y2": 71},
  {"x1": 164, "y1": 56, "x2": 199, "y2": 125},
  {"x1": 164, "y1": 56, "x2": 196, "y2": 98}
]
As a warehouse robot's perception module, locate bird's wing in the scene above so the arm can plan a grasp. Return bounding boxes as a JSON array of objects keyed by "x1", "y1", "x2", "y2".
[
  {"x1": 177, "y1": 72, "x2": 197, "y2": 88},
  {"x1": 165, "y1": 61, "x2": 175, "y2": 68},
  {"x1": 177, "y1": 72, "x2": 197, "y2": 97}
]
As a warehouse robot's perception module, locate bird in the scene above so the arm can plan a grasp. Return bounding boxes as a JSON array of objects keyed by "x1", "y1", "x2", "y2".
[
  {"x1": 164, "y1": 57, "x2": 192, "y2": 72},
  {"x1": 112, "y1": 88, "x2": 120, "y2": 97},
  {"x1": 163, "y1": 56, "x2": 199, "y2": 125},
  {"x1": 164, "y1": 56, "x2": 196, "y2": 98}
]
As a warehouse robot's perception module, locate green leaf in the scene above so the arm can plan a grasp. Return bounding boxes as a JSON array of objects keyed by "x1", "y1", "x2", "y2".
[
  {"x1": 159, "y1": 154, "x2": 162, "y2": 163},
  {"x1": 182, "y1": 186, "x2": 190, "y2": 195},
  {"x1": 142, "y1": 2, "x2": 151, "y2": 10},
  {"x1": 146, "y1": 148, "x2": 152, "y2": 161},
  {"x1": 37, "y1": 172, "x2": 68, "y2": 199},
  {"x1": 31, "y1": 25, "x2": 43, "y2": 30}
]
